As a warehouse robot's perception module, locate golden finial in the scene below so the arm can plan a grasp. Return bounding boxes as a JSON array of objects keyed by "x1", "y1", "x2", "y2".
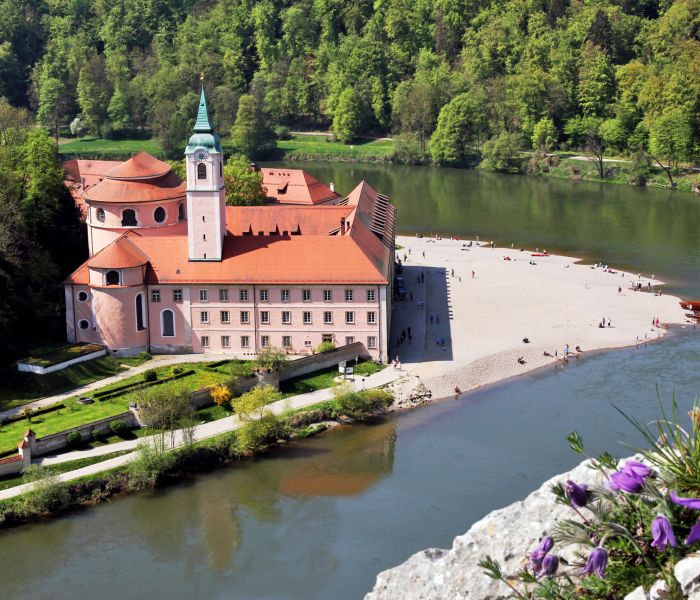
[{"x1": 200, "y1": 72, "x2": 205, "y2": 82}]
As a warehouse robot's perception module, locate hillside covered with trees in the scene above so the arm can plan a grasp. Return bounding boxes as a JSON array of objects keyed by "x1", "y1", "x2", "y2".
[{"x1": 2, "y1": 0, "x2": 698, "y2": 174}]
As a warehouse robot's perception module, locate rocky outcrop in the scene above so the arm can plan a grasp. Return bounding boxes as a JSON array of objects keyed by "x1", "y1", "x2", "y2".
[{"x1": 365, "y1": 458, "x2": 700, "y2": 600}]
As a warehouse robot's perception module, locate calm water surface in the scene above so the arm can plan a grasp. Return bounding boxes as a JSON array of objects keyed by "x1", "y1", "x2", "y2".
[{"x1": 3, "y1": 166, "x2": 700, "y2": 600}]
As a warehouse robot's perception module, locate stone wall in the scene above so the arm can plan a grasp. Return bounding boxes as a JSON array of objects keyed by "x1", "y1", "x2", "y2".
[
  {"x1": 17, "y1": 347, "x2": 107, "y2": 374},
  {"x1": 365, "y1": 458, "x2": 700, "y2": 600},
  {"x1": 279, "y1": 342, "x2": 368, "y2": 381}
]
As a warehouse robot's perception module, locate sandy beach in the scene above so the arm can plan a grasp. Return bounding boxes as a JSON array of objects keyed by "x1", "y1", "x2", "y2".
[{"x1": 389, "y1": 235, "x2": 693, "y2": 404}]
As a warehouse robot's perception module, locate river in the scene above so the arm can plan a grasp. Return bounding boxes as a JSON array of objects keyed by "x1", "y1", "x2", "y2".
[{"x1": 2, "y1": 165, "x2": 700, "y2": 600}]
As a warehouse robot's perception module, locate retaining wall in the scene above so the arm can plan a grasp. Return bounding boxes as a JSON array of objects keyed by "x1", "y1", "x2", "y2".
[
  {"x1": 17, "y1": 348, "x2": 107, "y2": 374},
  {"x1": 279, "y1": 342, "x2": 368, "y2": 381}
]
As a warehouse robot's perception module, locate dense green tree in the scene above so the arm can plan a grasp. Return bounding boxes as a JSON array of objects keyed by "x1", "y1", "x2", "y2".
[
  {"x1": 77, "y1": 54, "x2": 111, "y2": 136},
  {"x1": 531, "y1": 117, "x2": 557, "y2": 152},
  {"x1": 223, "y1": 156, "x2": 267, "y2": 206},
  {"x1": 231, "y1": 94, "x2": 275, "y2": 159},
  {"x1": 429, "y1": 93, "x2": 485, "y2": 165},
  {"x1": 481, "y1": 132, "x2": 523, "y2": 173},
  {"x1": 332, "y1": 87, "x2": 363, "y2": 143},
  {"x1": 648, "y1": 108, "x2": 693, "y2": 187}
]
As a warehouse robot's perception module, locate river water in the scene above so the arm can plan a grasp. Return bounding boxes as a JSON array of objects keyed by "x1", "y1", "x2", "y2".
[{"x1": 3, "y1": 165, "x2": 700, "y2": 600}]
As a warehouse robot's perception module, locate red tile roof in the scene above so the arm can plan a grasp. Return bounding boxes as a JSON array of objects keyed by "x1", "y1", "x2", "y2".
[
  {"x1": 87, "y1": 234, "x2": 149, "y2": 269},
  {"x1": 261, "y1": 168, "x2": 339, "y2": 205},
  {"x1": 83, "y1": 171, "x2": 186, "y2": 204},
  {"x1": 104, "y1": 151, "x2": 172, "y2": 180},
  {"x1": 65, "y1": 179, "x2": 394, "y2": 286},
  {"x1": 63, "y1": 159, "x2": 122, "y2": 215}
]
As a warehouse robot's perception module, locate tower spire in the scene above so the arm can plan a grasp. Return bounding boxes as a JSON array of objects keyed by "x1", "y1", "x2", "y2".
[{"x1": 193, "y1": 76, "x2": 213, "y2": 133}]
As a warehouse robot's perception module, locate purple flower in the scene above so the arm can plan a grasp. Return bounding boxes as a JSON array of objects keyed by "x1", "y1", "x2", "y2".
[
  {"x1": 609, "y1": 470, "x2": 645, "y2": 493},
  {"x1": 529, "y1": 536, "x2": 554, "y2": 571},
  {"x1": 650, "y1": 516, "x2": 677, "y2": 550},
  {"x1": 670, "y1": 491, "x2": 700, "y2": 510},
  {"x1": 541, "y1": 554, "x2": 559, "y2": 577},
  {"x1": 565, "y1": 480, "x2": 589, "y2": 507},
  {"x1": 621, "y1": 460, "x2": 653, "y2": 479},
  {"x1": 686, "y1": 520, "x2": 700, "y2": 545},
  {"x1": 581, "y1": 547, "x2": 608, "y2": 579}
]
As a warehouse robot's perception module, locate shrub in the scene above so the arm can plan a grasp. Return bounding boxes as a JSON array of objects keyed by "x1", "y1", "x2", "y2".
[
  {"x1": 91, "y1": 428, "x2": 103, "y2": 442},
  {"x1": 143, "y1": 369, "x2": 157, "y2": 382},
  {"x1": 20, "y1": 465, "x2": 70, "y2": 513},
  {"x1": 316, "y1": 340, "x2": 336, "y2": 354},
  {"x1": 109, "y1": 419, "x2": 128, "y2": 437},
  {"x1": 235, "y1": 413, "x2": 282, "y2": 454},
  {"x1": 66, "y1": 431, "x2": 83, "y2": 447},
  {"x1": 255, "y1": 346, "x2": 288, "y2": 371},
  {"x1": 363, "y1": 388, "x2": 394, "y2": 409},
  {"x1": 274, "y1": 125, "x2": 291, "y2": 140},
  {"x1": 127, "y1": 441, "x2": 176, "y2": 490},
  {"x1": 172, "y1": 366, "x2": 183, "y2": 375},
  {"x1": 210, "y1": 384, "x2": 232, "y2": 408}
]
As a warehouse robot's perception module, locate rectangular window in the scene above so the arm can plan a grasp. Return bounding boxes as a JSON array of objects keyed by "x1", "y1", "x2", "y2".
[
  {"x1": 302, "y1": 289, "x2": 311, "y2": 302},
  {"x1": 367, "y1": 311, "x2": 376, "y2": 324},
  {"x1": 323, "y1": 311, "x2": 333, "y2": 324},
  {"x1": 173, "y1": 289, "x2": 183, "y2": 303},
  {"x1": 323, "y1": 289, "x2": 332, "y2": 302},
  {"x1": 240, "y1": 311, "x2": 250, "y2": 324},
  {"x1": 260, "y1": 311, "x2": 270, "y2": 324},
  {"x1": 345, "y1": 289, "x2": 353, "y2": 302},
  {"x1": 239, "y1": 289, "x2": 248, "y2": 302},
  {"x1": 199, "y1": 289, "x2": 208, "y2": 302},
  {"x1": 201, "y1": 335, "x2": 210, "y2": 348},
  {"x1": 282, "y1": 311, "x2": 291, "y2": 324},
  {"x1": 281, "y1": 289, "x2": 290, "y2": 302},
  {"x1": 200, "y1": 311, "x2": 209, "y2": 324},
  {"x1": 282, "y1": 335, "x2": 292, "y2": 348},
  {"x1": 367, "y1": 289, "x2": 376, "y2": 302},
  {"x1": 345, "y1": 311, "x2": 355, "y2": 324},
  {"x1": 261, "y1": 335, "x2": 270, "y2": 348},
  {"x1": 367, "y1": 336, "x2": 377, "y2": 349},
  {"x1": 241, "y1": 335, "x2": 250, "y2": 348},
  {"x1": 220, "y1": 310, "x2": 230, "y2": 324},
  {"x1": 151, "y1": 289, "x2": 161, "y2": 302},
  {"x1": 345, "y1": 336, "x2": 355, "y2": 345},
  {"x1": 260, "y1": 289, "x2": 268, "y2": 301},
  {"x1": 219, "y1": 289, "x2": 229, "y2": 302},
  {"x1": 304, "y1": 340, "x2": 312, "y2": 347},
  {"x1": 303, "y1": 311, "x2": 311, "y2": 324},
  {"x1": 221, "y1": 335, "x2": 230, "y2": 348}
]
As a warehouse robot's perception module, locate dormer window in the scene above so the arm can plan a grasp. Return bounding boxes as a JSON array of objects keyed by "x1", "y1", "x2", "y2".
[
  {"x1": 197, "y1": 163, "x2": 207, "y2": 179},
  {"x1": 178, "y1": 203, "x2": 185, "y2": 221},
  {"x1": 121, "y1": 209, "x2": 137, "y2": 227},
  {"x1": 96, "y1": 208, "x2": 106, "y2": 223}
]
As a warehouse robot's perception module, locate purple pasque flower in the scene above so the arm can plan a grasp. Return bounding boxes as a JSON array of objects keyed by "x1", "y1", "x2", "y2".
[
  {"x1": 609, "y1": 469, "x2": 645, "y2": 493},
  {"x1": 650, "y1": 515, "x2": 677, "y2": 550},
  {"x1": 581, "y1": 546, "x2": 608, "y2": 579},
  {"x1": 540, "y1": 554, "x2": 559, "y2": 577},
  {"x1": 670, "y1": 491, "x2": 700, "y2": 510},
  {"x1": 622, "y1": 460, "x2": 653, "y2": 479},
  {"x1": 565, "y1": 480, "x2": 590, "y2": 507},
  {"x1": 686, "y1": 520, "x2": 700, "y2": 545},
  {"x1": 529, "y1": 536, "x2": 554, "y2": 571}
]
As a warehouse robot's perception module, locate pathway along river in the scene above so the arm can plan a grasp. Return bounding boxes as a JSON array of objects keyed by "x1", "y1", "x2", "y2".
[{"x1": 3, "y1": 165, "x2": 700, "y2": 600}]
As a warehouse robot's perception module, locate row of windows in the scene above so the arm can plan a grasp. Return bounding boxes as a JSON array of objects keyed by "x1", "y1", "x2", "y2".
[
  {"x1": 200, "y1": 335, "x2": 377, "y2": 349},
  {"x1": 96, "y1": 205, "x2": 185, "y2": 227},
  {"x1": 151, "y1": 288, "x2": 378, "y2": 303},
  {"x1": 198, "y1": 310, "x2": 376, "y2": 325}
]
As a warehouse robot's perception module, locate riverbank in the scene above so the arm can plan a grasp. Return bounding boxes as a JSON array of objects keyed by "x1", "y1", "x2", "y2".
[{"x1": 389, "y1": 235, "x2": 691, "y2": 405}]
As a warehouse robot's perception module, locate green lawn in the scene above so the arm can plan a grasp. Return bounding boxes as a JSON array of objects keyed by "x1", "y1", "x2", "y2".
[
  {"x1": 0, "y1": 360, "x2": 250, "y2": 455},
  {"x1": 279, "y1": 360, "x2": 385, "y2": 398},
  {"x1": 0, "y1": 450, "x2": 131, "y2": 492},
  {"x1": 58, "y1": 133, "x2": 395, "y2": 162}
]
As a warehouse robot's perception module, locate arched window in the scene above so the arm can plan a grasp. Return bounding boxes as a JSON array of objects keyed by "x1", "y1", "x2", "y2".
[
  {"x1": 135, "y1": 293, "x2": 145, "y2": 331},
  {"x1": 219, "y1": 162, "x2": 222, "y2": 177},
  {"x1": 154, "y1": 207, "x2": 166, "y2": 223},
  {"x1": 96, "y1": 208, "x2": 106, "y2": 223},
  {"x1": 178, "y1": 203, "x2": 185, "y2": 221},
  {"x1": 121, "y1": 209, "x2": 137, "y2": 226},
  {"x1": 105, "y1": 270, "x2": 120, "y2": 285},
  {"x1": 197, "y1": 163, "x2": 207, "y2": 180},
  {"x1": 161, "y1": 309, "x2": 175, "y2": 337}
]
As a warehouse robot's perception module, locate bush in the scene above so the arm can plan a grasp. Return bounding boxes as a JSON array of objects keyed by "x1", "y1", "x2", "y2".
[
  {"x1": 91, "y1": 428, "x2": 103, "y2": 442},
  {"x1": 235, "y1": 413, "x2": 282, "y2": 454},
  {"x1": 255, "y1": 346, "x2": 288, "y2": 371},
  {"x1": 210, "y1": 383, "x2": 232, "y2": 408},
  {"x1": 274, "y1": 125, "x2": 291, "y2": 140},
  {"x1": 109, "y1": 419, "x2": 128, "y2": 437},
  {"x1": 66, "y1": 431, "x2": 83, "y2": 447},
  {"x1": 143, "y1": 369, "x2": 157, "y2": 382},
  {"x1": 316, "y1": 340, "x2": 336, "y2": 354},
  {"x1": 127, "y1": 441, "x2": 176, "y2": 490},
  {"x1": 20, "y1": 465, "x2": 70, "y2": 513},
  {"x1": 172, "y1": 366, "x2": 183, "y2": 375}
]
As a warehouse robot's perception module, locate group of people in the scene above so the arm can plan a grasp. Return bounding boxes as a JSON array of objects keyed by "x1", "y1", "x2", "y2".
[
  {"x1": 396, "y1": 327, "x2": 412, "y2": 347},
  {"x1": 598, "y1": 317, "x2": 613, "y2": 328}
]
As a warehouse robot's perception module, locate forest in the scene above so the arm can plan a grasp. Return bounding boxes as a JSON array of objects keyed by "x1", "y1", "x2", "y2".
[{"x1": 0, "y1": 0, "x2": 698, "y2": 173}]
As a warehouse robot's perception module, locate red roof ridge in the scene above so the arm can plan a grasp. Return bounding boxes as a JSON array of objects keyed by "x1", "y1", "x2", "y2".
[
  {"x1": 87, "y1": 233, "x2": 150, "y2": 269},
  {"x1": 104, "y1": 151, "x2": 172, "y2": 181}
]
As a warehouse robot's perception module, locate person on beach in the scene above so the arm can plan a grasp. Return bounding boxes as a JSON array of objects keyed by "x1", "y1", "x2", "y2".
[
  {"x1": 471, "y1": 270, "x2": 475, "y2": 278},
  {"x1": 454, "y1": 386, "x2": 461, "y2": 396},
  {"x1": 451, "y1": 268, "x2": 454, "y2": 277},
  {"x1": 618, "y1": 286, "x2": 622, "y2": 294},
  {"x1": 565, "y1": 344, "x2": 570, "y2": 355},
  {"x1": 422, "y1": 251, "x2": 425, "y2": 258}
]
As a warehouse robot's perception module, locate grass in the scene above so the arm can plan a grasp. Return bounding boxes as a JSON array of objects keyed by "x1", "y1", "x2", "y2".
[
  {"x1": 0, "y1": 360, "x2": 252, "y2": 455},
  {"x1": 19, "y1": 343, "x2": 105, "y2": 368},
  {"x1": 0, "y1": 450, "x2": 131, "y2": 492},
  {"x1": 59, "y1": 136, "x2": 162, "y2": 159},
  {"x1": 279, "y1": 360, "x2": 385, "y2": 398}
]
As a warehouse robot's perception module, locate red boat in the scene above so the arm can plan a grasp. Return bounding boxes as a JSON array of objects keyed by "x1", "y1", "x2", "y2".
[{"x1": 680, "y1": 300, "x2": 700, "y2": 311}]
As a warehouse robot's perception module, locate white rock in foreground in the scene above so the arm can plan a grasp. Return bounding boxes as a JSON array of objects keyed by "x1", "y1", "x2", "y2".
[{"x1": 365, "y1": 458, "x2": 700, "y2": 599}]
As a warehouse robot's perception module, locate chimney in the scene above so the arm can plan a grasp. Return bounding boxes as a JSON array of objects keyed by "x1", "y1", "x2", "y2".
[
  {"x1": 249, "y1": 162, "x2": 260, "y2": 172},
  {"x1": 330, "y1": 181, "x2": 335, "y2": 193},
  {"x1": 340, "y1": 217, "x2": 346, "y2": 235}
]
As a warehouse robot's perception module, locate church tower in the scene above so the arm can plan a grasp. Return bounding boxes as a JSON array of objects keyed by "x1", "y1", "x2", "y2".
[{"x1": 185, "y1": 82, "x2": 226, "y2": 261}]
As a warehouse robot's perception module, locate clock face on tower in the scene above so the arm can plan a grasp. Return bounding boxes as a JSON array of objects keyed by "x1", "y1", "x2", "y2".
[{"x1": 195, "y1": 150, "x2": 208, "y2": 161}]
